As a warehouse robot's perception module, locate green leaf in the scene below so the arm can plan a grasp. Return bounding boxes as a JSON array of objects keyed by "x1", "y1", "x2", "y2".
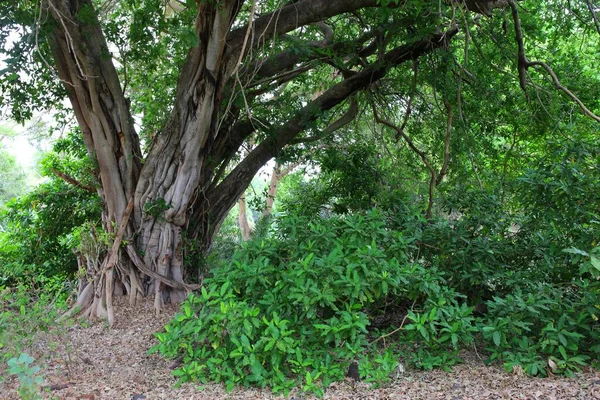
[
  {"x1": 590, "y1": 256, "x2": 600, "y2": 272},
  {"x1": 562, "y1": 247, "x2": 589, "y2": 256},
  {"x1": 492, "y1": 331, "x2": 501, "y2": 347},
  {"x1": 559, "y1": 345, "x2": 568, "y2": 360},
  {"x1": 220, "y1": 281, "x2": 231, "y2": 296}
]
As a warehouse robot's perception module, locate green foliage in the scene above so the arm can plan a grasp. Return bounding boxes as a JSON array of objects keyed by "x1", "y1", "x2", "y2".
[
  {"x1": 0, "y1": 144, "x2": 27, "y2": 206},
  {"x1": 143, "y1": 197, "x2": 171, "y2": 219},
  {"x1": 158, "y1": 128, "x2": 600, "y2": 391},
  {"x1": 0, "y1": 131, "x2": 102, "y2": 279},
  {"x1": 0, "y1": 179, "x2": 102, "y2": 279},
  {"x1": 7, "y1": 353, "x2": 44, "y2": 400},
  {"x1": 0, "y1": 273, "x2": 71, "y2": 364},
  {"x1": 480, "y1": 247, "x2": 600, "y2": 377},
  {"x1": 0, "y1": 274, "x2": 72, "y2": 400}
]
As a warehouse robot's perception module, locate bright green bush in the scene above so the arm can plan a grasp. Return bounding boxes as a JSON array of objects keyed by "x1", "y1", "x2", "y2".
[{"x1": 151, "y1": 210, "x2": 478, "y2": 395}]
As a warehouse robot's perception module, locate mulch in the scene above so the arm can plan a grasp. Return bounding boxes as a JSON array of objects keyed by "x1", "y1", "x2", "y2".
[{"x1": 2, "y1": 297, "x2": 599, "y2": 399}]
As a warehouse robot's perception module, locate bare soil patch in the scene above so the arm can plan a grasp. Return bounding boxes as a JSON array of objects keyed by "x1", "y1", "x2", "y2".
[{"x1": 2, "y1": 298, "x2": 600, "y2": 399}]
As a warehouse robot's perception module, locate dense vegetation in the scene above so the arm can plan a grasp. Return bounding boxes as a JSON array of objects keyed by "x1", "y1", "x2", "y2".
[
  {"x1": 149, "y1": 137, "x2": 600, "y2": 395},
  {"x1": 1, "y1": 0, "x2": 600, "y2": 397}
]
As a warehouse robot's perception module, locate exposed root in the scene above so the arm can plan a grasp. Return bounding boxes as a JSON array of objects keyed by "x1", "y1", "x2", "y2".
[
  {"x1": 105, "y1": 267, "x2": 115, "y2": 327},
  {"x1": 60, "y1": 281, "x2": 94, "y2": 320},
  {"x1": 62, "y1": 198, "x2": 134, "y2": 327}
]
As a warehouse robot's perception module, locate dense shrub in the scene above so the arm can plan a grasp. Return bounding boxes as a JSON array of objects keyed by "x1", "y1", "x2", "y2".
[{"x1": 151, "y1": 210, "x2": 478, "y2": 395}]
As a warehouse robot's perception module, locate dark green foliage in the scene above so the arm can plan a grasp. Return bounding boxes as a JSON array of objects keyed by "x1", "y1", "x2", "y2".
[
  {"x1": 157, "y1": 131, "x2": 600, "y2": 393},
  {"x1": 480, "y1": 247, "x2": 600, "y2": 376}
]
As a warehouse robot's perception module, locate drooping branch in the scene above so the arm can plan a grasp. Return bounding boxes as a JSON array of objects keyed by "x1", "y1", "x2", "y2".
[
  {"x1": 436, "y1": 100, "x2": 453, "y2": 186},
  {"x1": 507, "y1": 0, "x2": 600, "y2": 122},
  {"x1": 373, "y1": 95, "x2": 454, "y2": 218},
  {"x1": 373, "y1": 106, "x2": 437, "y2": 219},
  {"x1": 395, "y1": 59, "x2": 419, "y2": 142}
]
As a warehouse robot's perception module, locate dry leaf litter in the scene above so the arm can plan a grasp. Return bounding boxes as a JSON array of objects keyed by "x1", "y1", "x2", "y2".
[{"x1": 1, "y1": 297, "x2": 599, "y2": 399}]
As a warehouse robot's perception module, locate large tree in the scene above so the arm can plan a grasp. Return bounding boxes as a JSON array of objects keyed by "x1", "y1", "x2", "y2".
[{"x1": 1, "y1": 0, "x2": 598, "y2": 322}]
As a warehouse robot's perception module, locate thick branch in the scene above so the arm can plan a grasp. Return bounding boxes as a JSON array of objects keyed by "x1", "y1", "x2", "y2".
[
  {"x1": 206, "y1": 28, "x2": 459, "y2": 222},
  {"x1": 226, "y1": 0, "x2": 381, "y2": 74},
  {"x1": 243, "y1": 28, "x2": 377, "y2": 85}
]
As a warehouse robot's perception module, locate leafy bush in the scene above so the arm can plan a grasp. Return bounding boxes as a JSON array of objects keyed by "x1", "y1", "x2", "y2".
[
  {"x1": 0, "y1": 270, "x2": 72, "y2": 364},
  {"x1": 7, "y1": 353, "x2": 44, "y2": 400},
  {"x1": 157, "y1": 196, "x2": 600, "y2": 394},
  {"x1": 152, "y1": 210, "x2": 479, "y2": 395},
  {"x1": 479, "y1": 246, "x2": 600, "y2": 376}
]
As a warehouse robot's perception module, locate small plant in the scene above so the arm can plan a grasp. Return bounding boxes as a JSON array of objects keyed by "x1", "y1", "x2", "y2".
[
  {"x1": 143, "y1": 197, "x2": 171, "y2": 219},
  {"x1": 7, "y1": 353, "x2": 43, "y2": 400}
]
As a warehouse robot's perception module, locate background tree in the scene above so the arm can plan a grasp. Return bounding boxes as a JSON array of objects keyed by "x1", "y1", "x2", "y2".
[{"x1": 1, "y1": 0, "x2": 599, "y2": 323}]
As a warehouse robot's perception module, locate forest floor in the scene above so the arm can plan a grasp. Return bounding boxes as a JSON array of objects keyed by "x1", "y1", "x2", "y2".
[{"x1": 2, "y1": 297, "x2": 600, "y2": 400}]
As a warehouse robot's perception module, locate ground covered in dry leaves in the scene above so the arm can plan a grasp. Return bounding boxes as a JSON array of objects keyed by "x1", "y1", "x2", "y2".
[{"x1": 2, "y1": 298, "x2": 600, "y2": 399}]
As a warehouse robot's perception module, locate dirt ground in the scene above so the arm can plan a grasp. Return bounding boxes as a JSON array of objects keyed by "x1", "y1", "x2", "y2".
[{"x1": 2, "y1": 297, "x2": 600, "y2": 400}]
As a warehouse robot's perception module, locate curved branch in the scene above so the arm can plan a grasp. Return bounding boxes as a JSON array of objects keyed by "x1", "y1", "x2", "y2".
[
  {"x1": 528, "y1": 60, "x2": 600, "y2": 123},
  {"x1": 243, "y1": 29, "x2": 377, "y2": 86},
  {"x1": 291, "y1": 95, "x2": 359, "y2": 144},
  {"x1": 373, "y1": 106, "x2": 437, "y2": 219},
  {"x1": 125, "y1": 245, "x2": 201, "y2": 291},
  {"x1": 50, "y1": 168, "x2": 97, "y2": 193},
  {"x1": 227, "y1": 0, "x2": 380, "y2": 55},
  {"x1": 508, "y1": 0, "x2": 600, "y2": 122}
]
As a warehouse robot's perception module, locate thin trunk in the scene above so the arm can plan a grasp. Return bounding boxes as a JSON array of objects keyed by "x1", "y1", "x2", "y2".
[
  {"x1": 262, "y1": 162, "x2": 298, "y2": 220},
  {"x1": 238, "y1": 193, "x2": 253, "y2": 241}
]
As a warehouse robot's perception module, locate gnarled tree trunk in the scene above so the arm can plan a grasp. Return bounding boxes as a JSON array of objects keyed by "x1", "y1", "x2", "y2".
[{"x1": 45, "y1": 0, "x2": 461, "y2": 324}]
